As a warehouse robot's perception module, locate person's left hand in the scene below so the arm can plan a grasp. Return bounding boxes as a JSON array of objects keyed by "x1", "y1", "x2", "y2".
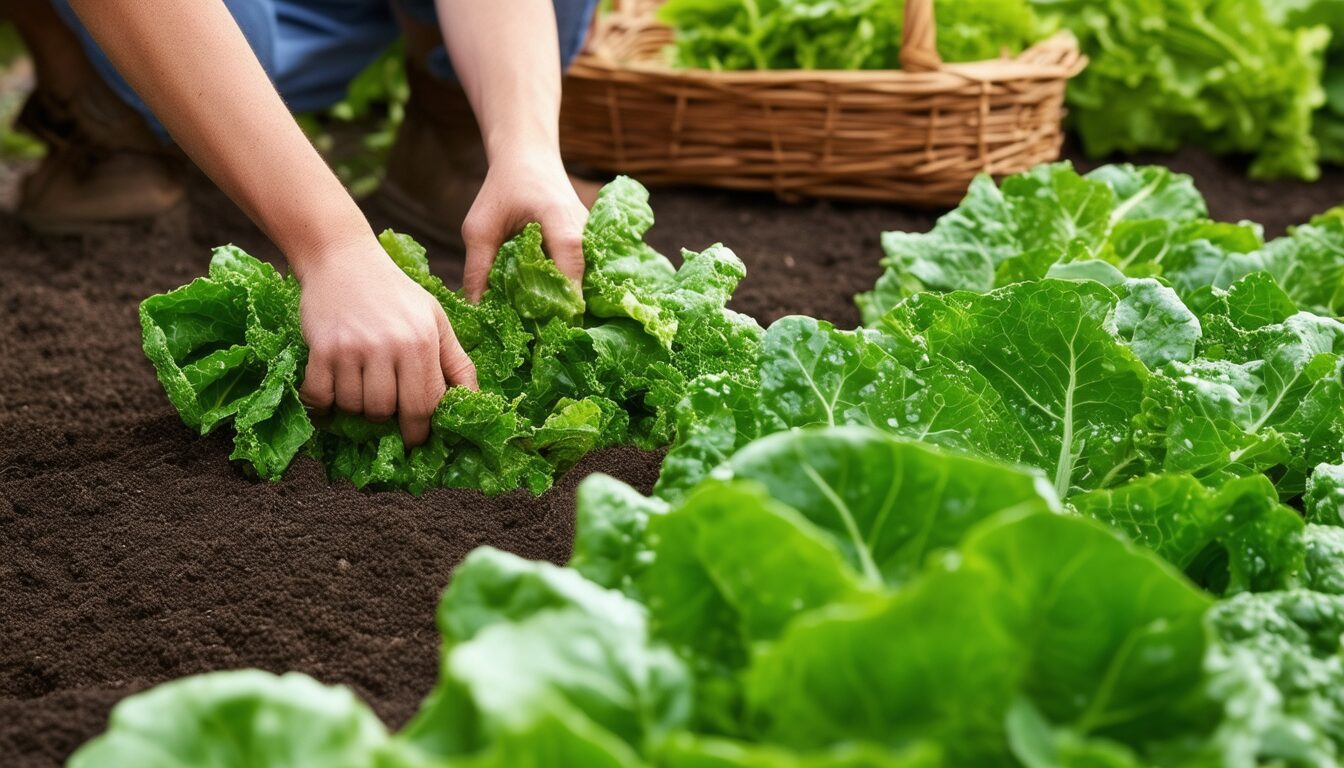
[{"x1": 460, "y1": 150, "x2": 587, "y2": 302}]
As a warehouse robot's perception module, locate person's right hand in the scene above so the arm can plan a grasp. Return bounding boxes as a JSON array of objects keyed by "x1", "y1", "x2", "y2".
[{"x1": 296, "y1": 242, "x2": 478, "y2": 446}]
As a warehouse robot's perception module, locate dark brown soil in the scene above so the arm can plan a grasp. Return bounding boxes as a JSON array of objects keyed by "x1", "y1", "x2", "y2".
[{"x1": 3, "y1": 143, "x2": 1344, "y2": 767}]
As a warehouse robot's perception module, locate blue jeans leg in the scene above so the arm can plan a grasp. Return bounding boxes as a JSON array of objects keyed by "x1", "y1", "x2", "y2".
[{"x1": 47, "y1": 0, "x2": 600, "y2": 137}]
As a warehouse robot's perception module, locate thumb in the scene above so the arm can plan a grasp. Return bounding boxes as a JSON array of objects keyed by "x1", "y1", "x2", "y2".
[
  {"x1": 461, "y1": 213, "x2": 503, "y2": 304},
  {"x1": 437, "y1": 309, "x2": 478, "y2": 390},
  {"x1": 540, "y1": 209, "x2": 586, "y2": 291}
]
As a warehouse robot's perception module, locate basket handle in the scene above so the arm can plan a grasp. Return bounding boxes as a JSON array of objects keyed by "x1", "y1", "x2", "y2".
[{"x1": 899, "y1": 0, "x2": 942, "y2": 72}]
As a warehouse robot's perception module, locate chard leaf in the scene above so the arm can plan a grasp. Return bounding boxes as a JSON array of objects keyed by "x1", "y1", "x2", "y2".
[
  {"x1": 401, "y1": 549, "x2": 690, "y2": 766},
  {"x1": 718, "y1": 426, "x2": 1059, "y2": 585},
  {"x1": 961, "y1": 512, "x2": 1213, "y2": 744},
  {"x1": 746, "y1": 560, "x2": 1022, "y2": 761},
  {"x1": 68, "y1": 671, "x2": 388, "y2": 768},
  {"x1": 1247, "y1": 210, "x2": 1344, "y2": 316},
  {"x1": 1070, "y1": 473, "x2": 1304, "y2": 594},
  {"x1": 571, "y1": 473, "x2": 670, "y2": 592},
  {"x1": 881, "y1": 280, "x2": 1150, "y2": 498},
  {"x1": 1111, "y1": 278, "x2": 1202, "y2": 369}
]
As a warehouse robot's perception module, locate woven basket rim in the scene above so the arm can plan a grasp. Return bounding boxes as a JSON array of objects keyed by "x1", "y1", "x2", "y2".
[
  {"x1": 559, "y1": 1, "x2": 1087, "y2": 205},
  {"x1": 572, "y1": 11, "x2": 1086, "y2": 86}
]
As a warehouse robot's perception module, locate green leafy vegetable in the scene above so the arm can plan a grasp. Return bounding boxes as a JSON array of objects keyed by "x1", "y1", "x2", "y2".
[
  {"x1": 94, "y1": 160, "x2": 1344, "y2": 767},
  {"x1": 68, "y1": 671, "x2": 389, "y2": 768},
  {"x1": 140, "y1": 177, "x2": 759, "y2": 494},
  {"x1": 1031, "y1": 0, "x2": 1329, "y2": 179},
  {"x1": 657, "y1": 0, "x2": 1042, "y2": 71},
  {"x1": 853, "y1": 162, "x2": 1344, "y2": 324}
]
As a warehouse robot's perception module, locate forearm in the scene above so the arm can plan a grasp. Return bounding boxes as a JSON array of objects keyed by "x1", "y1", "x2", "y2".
[
  {"x1": 65, "y1": 0, "x2": 374, "y2": 277},
  {"x1": 434, "y1": 0, "x2": 564, "y2": 163}
]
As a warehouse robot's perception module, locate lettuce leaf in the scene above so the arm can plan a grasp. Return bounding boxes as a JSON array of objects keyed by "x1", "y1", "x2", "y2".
[
  {"x1": 1032, "y1": 0, "x2": 1328, "y2": 180},
  {"x1": 139, "y1": 177, "x2": 760, "y2": 494},
  {"x1": 67, "y1": 671, "x2": 389, "y2": 768},
  {"x1": 657, "y1": 0, "x2": 1041, "y2": 71}
]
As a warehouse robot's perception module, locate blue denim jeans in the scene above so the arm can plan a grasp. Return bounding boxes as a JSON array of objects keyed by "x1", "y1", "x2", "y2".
[{"x1": 50, "y1": 0, "x2": 598, "y2": 136}]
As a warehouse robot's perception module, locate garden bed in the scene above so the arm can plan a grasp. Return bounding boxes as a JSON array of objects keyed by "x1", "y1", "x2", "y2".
[{"x1": 3, "y1": 144, "x2": 1344, "y2": 766}]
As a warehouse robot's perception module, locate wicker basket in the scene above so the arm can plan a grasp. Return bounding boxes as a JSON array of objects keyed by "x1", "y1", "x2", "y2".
[{"x1": 559, "y1": 0, "x2": 1086, "y2": 205}]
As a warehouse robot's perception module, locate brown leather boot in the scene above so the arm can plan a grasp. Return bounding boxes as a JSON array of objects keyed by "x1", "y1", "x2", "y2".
[
  {"x1": 17, "y1": 82, "x2": 185, "y2": 235},
  {"x1": 14, "y1": 90, "x2": 76, "y2": 150}
]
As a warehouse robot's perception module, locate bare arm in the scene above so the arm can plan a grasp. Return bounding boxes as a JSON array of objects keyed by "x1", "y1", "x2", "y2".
[
  {"x1": 435, "y1": 0, "x2": 589, "y2": 300},
  {"x1": 66, "y1": 0, "x2": 476, "y2": 445}
]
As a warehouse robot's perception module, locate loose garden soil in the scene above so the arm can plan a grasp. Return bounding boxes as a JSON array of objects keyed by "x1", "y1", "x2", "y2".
[{"x1": 3, "y1": 143, "x2": 1343, "y2": 767}]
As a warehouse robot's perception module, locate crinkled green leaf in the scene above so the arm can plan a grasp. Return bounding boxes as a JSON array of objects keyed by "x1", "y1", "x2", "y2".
[
  {"x1": 1140, "y1": 311, "x2": 1344, "y2": 495},
  {"x1": 657, "y1": 316, "x2": 1025, "y2": 502},
  {"x1": 1307, "y1": 462, "x2": 1344, "y2": 525},
  {"x1": 143, "y1": 177, "x2": 755, "y2": 494},
  {"x1": 658, "y1": 0, "x2": 1040, "y2": 71},
  {"x1": 1206, "y1": 590, "x2": 1344, "y2": 766},
  {"x1": 857, "y1": 163, "x2": 1217, "y2": 324},
  {"x1": 489, "y1": 223, "x2": 585, "y2": 322},
  {"x1": 1034, "y1": 0, "x2": 1328, "y2": 179}
]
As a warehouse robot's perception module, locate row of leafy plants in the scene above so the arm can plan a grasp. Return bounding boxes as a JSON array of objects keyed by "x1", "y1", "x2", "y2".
[
  {"x1": 657, "y1": 0, "x2": 1344, "y2": 181},
  {"x1": 87, "y1": 165, "x2": 1344, "y2": 766}
]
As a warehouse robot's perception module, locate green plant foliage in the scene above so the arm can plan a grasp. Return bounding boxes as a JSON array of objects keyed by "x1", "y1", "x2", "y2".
[
  {"x1": 656, "y1": 0, "x2": 1042, "y2": 70},
  {"x1": 139, "y1": 177, "x2": 759, "y2": 494},
  {"x1": 1030, "y1": 0, "x2": 1330, "y2": 180},
  {"x1": 67, "y1": 671, "x2": 390, "y2": 768},
  {"x1": 77, "y1": 425, "x2": 1264, "y2": 767},
  {"x1": 1264, "y1": 0, "x2": 1344, "y2": 165},
  {"x1": 86, "y1": 159, "x2": 1344, "y2": 765},
  {"x1": 853, "y1": 162, "x2": 1344, "y2": 324}
]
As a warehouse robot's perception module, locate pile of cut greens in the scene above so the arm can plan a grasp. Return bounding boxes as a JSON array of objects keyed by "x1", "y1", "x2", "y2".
[
  {"x1": 101, "y1": 164, "x2": 1344, "y2": 766},
  {"x1": 656, "y1": 0, "x2": 1041, "y2": 70}
]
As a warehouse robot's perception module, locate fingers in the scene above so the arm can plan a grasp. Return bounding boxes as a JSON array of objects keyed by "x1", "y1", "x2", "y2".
[
  {"x1": 299, "y1": 351, "x2": 335, "y2": 414},
  {"x1": 394, "y1": 342, "x2": 443, "y2": 448},
  {"x1": 437, "y1": 309, "x2": 478, "y2": 391},
  {"x1": 461, "y1": 213, "x2": 503, "y2": 304},
  {"x1": 362, "y1": 355, "x2": 397, "y2": 424},
  {"x1": 332, "y1": 356, "x2": 364, "y2": 415},
  {"x1": 540, "y1": 213, "x2": 586, "y2": 290}
]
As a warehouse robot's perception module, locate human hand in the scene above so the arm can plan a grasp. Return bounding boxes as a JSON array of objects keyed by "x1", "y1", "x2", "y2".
[
  {"x1": 460, "y1": 150, "x2": 588, "y2": 302},
  {"x1": 296, "y1": 240, "x2": 478, "y2": 446}
]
